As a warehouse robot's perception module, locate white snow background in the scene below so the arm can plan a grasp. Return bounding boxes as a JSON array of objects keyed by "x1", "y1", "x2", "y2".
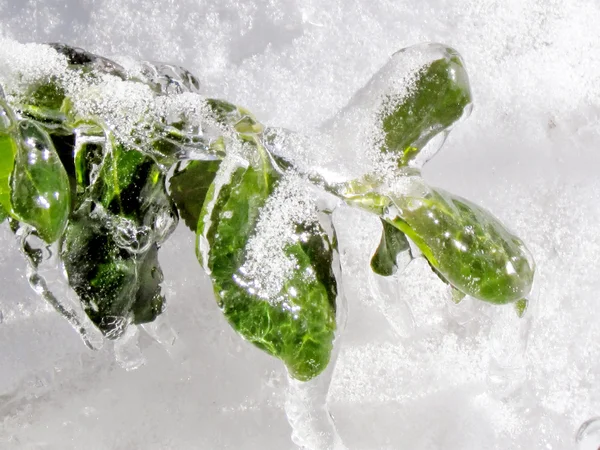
[{"x1": 1, "y1": 0, "x2": 600, "y2": 448}]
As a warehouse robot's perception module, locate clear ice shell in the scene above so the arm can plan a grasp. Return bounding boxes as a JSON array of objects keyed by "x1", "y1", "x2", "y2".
[
  {"x1": 137, "y1": 61, "x2": 202, "y2": 95},
  {"x1": 320, "y1": 43, "x2": 473, "y2": 175},
  {"x1": 15, "y1": 223, "x2": 104, "y2": 350}
]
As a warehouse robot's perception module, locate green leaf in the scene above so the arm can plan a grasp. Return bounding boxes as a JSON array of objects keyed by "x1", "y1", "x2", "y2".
[
  {"x1": 388, "y1": 184, "x2": 535, "y2": 304},
  {"x1": 27, "y1": 81, "x2": 65, "y2": 111},
  {"x1": 0, "y1": 99, "x2": 18, "y2": 217},
  {"x1": 197, "y1": 152, "x2": 337, "y2": 381},
  {"x1": 205, "y1": 99, "x2": 264, "y2": 134},
  {"x1": 10, "y1": 120, "x2": 70, "y2": 243},
  {"x1": 95, "y1": 140, "x2": 148, "y2": 217},
  {"x1": 90, "y1": 139, "x2": 177, "y2": 239},
  {"x1": 205, "y1": 99, "x2": 238, "y2": 125},
  {"x1": 0, "y1": 204, "x2": 6, "y2": 223},
  {"x1": 61, "y1": 210, "x2": 166, "y2": 338},
  {"x1": 68, "y1": 121, "x2": 106, "y2": 200},
  {"x1": 0, "y1": 134, "x2": 18, "y2": 216},
  {"x1": 61, "y1": 135, "x2": 176, "y2": 336},
  {"x1": 20, "y1": 80, "x2": 68, "y2": 124},
  {"x1": 381, "y1": 50, "x2": 472, "y2": 166},
  {"x1": 169, "y1": 159, "x2": 221, "y2": 231},
  {"x1": 370, "y1": 219, "x2": 410, "y2": 276}
]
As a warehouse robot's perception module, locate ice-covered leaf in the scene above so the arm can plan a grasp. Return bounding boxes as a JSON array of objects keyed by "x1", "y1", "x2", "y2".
[
  {"x1": 381, "y1": 49, "x2": 472, "y2": 167},
  {"x1": 95, "y1": 140, "x2": 148, "y2": 215},
  {"x1": 60, "y1": 134, "x2": 176, "y2": 336},
  {"x1": 370, "y1": 219, "x2": 410, "y2": 276},
  {"x1": 197, "y1": 151, "x2": 337, "y2": 381},
  {"x1": 205, "y1": 98, "x2": 264, "y2": 134},
  {"x1": 0, "y1": 100, "x2": 18, "y2": 218},
  {"x1": 72, "y1": 123, "x2": 105, "y2": 193},
  {"x1": 49, "y1": 43, "x2": 128, "y2": 79},
  {"x1": 61, "y1": 210, "x2": 165, "y2": 338},
  {"x1": 92, "y1": 139, "x2": 178, "y2": 241},
  {"x1": 169, "y1": 159, "x2": 220, "y2": 231},
  {"x1": 322, "y1": 43, "x2": 472, "y2": 174},
  {"x1": 90, "y1": 140, "x2": 178, "y2": 248},
  {"x1": 387, "y1": 182, "x2": 535, "y2": 304},
  {"x1": 20, "y1": 80, "x2": 68, "y2": 125},
  {"x1": 205, "y1": 98, "x2": 238, "y2": 126},
  {"x1": 10, "y1": 120, "x2": 70, "y2": 243}
]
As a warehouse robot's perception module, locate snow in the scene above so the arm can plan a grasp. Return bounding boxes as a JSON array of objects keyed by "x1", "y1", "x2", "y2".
[{"x1": 1, "y1": 0, "x2": 600, "y2": 449}]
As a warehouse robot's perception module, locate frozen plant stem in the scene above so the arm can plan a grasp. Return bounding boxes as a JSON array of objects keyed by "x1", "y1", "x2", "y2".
[{"x1": 0, "y1": 40, "x2": 536, "y2": 448}]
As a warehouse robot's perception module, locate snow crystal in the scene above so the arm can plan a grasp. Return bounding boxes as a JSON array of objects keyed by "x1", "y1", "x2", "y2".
[
  {"x1": 237, "y1": 173, "x2": 319, "y2": 301},
  {"x1": 0, "y1": 39, "x2": 234, "y2": 152}
]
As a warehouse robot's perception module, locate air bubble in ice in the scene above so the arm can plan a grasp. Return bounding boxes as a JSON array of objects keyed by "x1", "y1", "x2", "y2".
[{"x1": 111, "y1": 216, "x2": 153, "y2": 254}]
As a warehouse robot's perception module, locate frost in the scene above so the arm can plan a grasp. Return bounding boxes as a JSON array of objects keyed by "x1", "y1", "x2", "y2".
[
  {"x1": 0, "y1": 38, "x2": 229, "y2": 154},
  {"x1": 238, "y1": 173, "x2": 319, "y2": 301}
]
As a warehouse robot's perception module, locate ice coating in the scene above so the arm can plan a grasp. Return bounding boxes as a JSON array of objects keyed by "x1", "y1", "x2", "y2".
[
  {"x1": 196, "y1": 142, "x2": 338, "y2": 381},
  {"x1": 0, "y1": 36, "x2": 533, "y2": 446},
  {"x1": 385, "y1": 176, "x2": 535, "y2": 304},
  {"x1": 321, "y1": 43, "x2": 472, "y2": 180},
  {"x1": 0, "y1": 39, "x2": 223, "y2": 157}
]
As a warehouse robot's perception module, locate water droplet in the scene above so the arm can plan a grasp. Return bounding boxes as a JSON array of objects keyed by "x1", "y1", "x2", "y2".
[{"x1": 576, "y1": 417, "x2": 600, "y2": 450}]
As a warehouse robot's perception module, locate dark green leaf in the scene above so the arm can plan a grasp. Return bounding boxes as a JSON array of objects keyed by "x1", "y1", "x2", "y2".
[
  {"x1": 205, "y1": 98, "x2": 237, "y2": 125},
  {"x1": 61, "y1": 209, "x2": 166, "y2": 338},
  {"x1": 197, "y1": 152, "x2": 337, "y2": 381},
  {"x1": 389, "y1": 184, "x2": 535, "y2": 304},
  {"x1": 95, "y1": 141, "x2": 148, "y2": 217},
  {"x1": 49, "y1": 43, "x2": 128, "y2": 79},
  {"x1": 169, "y1": 159, "x2": 220, "y2": 231},
  {"x1": 10, "y1": 120, "x2": 70, "y2": 243},
  {"x1": 90, "y1": 140, "x2": 178, "y2": 242},
  {"x1": 370, "y1": 219, "x2": 410, "y2": 276},
  {"x1": 71, "y1": 122, "x2": 106, "y2": 194},
  {"x1": 60, "y1": 138, "x2": 176, "y2": 334},
  {"x1": 381, "y1": 51, "x2": 472, "y2": 166},
  {"x1": 130, "y1": 243, "x2": 166, "y2": 324}
]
